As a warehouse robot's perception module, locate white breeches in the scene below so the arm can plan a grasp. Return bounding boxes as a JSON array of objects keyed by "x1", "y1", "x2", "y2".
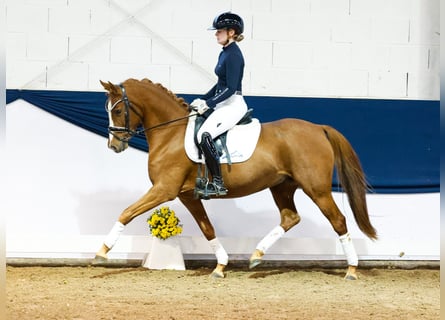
[{"x1": 197, "y1": 94, "x2": 248, "y2": 143}]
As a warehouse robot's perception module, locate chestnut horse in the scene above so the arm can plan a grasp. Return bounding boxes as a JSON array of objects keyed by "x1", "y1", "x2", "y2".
[{"x1": 94, "y1": 78, "x2": 377, "y2": 280}]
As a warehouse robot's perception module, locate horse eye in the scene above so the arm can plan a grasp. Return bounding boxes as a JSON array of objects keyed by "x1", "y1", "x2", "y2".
[{"x1": 114, "y1": 108, "x2": 123, "y2": 116}]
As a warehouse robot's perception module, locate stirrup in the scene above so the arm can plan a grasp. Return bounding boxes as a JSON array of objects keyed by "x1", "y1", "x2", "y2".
[
  {"x1": 209, "y1": 181, "x2": 228, "y2": 195},
  {"x1": 194, "y1": 163, "x2": 227, "y2": 199},
  {"x1": 195, "y1": 180, "x2": 228, "y2": 199}
]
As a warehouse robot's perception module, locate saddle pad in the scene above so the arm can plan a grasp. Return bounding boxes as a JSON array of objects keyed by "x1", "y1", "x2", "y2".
[{"x1": 184, "y1": 112, "x2": 261, "y2": 164}]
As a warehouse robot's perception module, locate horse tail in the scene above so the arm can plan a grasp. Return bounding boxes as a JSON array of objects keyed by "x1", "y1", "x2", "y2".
[{"x1": 323, "y1": 126, "x2": 378, "y2": 240}]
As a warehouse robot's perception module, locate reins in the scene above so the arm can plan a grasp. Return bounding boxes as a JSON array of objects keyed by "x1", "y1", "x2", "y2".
[{"x1": 134, "y1": 113, "x2": 196, "y2": 135}]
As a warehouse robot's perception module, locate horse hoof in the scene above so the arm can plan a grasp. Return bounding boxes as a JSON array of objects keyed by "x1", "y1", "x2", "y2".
[
  {"x1": 344, "y1": 273, "x2": 358, "y2": 280},
  {"x1": 91, "y1": 255, "x2": 107, "y2": 266},
  {"x1": 249, "y1": 259, "x2": 262, "y2": 269},
  {"x1": 210, "y1": 270, "x2": 225, "y2": 279}
]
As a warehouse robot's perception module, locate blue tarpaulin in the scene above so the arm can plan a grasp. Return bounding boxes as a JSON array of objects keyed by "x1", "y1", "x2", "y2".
[{"x1": 6, "y1": 89, "x2": 439, "y2": 194}]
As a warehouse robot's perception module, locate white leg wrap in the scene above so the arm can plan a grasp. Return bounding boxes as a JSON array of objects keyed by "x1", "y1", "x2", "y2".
[
  {"x1": 339, "y1": 233, "x2": 358, "y2": 266},
  {"x1": 104, "y1": 221, "x2": 125, "y2": 249},
  {"x1": 209, "y1": 238, "x2": 229, "y2": 265},
  {"x1": 256, "y1": 225, "x2": 285, "y2": 254}
]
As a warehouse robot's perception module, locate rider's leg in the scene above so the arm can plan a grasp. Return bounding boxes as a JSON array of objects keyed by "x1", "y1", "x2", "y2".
[
  {"x1": 199, "y1": 131, "x2": 228, "y2": 195},
  {"x1": 195, "y1": 95, "x2": 247, "y2": 196}
]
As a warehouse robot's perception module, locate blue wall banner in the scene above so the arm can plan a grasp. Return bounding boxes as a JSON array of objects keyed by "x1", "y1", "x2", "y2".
[{"x1": 6, "y1": 89, "x2": 439, "y2": 194}]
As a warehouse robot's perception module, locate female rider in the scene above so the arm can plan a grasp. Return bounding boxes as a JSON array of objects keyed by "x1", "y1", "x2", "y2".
[{"x1": 191, "y1": 12, "x2": 248, "y2": 197}]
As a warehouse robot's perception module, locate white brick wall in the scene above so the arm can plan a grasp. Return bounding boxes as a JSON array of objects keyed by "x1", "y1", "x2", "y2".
[
  {"x1": 48, "y1": 7, "x2": 92, "y2": 35},
  {"x1": 6, "y1": 0, "x2": 439, "y2": 99}
]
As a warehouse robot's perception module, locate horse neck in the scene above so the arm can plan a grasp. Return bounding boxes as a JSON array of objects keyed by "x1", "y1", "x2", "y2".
[{"x1": 132, "y1": 83, "x2": 189, "y2": 147}]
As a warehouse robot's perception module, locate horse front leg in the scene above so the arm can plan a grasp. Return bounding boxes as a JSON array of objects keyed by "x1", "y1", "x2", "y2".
[
  {"x1": 93, "y1": 185, "x2": 175, "y2": 263},
  {"x1": 178, "y1": 193, "x2": 228, "y2": 278}
]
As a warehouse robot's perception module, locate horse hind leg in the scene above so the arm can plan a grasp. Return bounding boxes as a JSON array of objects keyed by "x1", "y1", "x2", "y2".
[
  {"x1": 250, "y1": 181, "x2": 301, "y2": 269},
  {"x1": 311, "y1": 191, "x2": 359, "y2": 280}
]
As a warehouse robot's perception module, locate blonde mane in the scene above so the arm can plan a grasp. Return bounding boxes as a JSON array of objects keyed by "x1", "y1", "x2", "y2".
[{"x1": 125, "y1": 78, "x2": 189, "y2": 110}]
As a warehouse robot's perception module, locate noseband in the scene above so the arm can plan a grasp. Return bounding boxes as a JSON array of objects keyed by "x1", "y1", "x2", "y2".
[{"x1": 106, "y1": 84, "x2": 144, "y2": 142}]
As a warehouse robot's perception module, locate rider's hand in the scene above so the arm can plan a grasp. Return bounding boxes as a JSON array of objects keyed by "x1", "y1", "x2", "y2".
[{"x1": 190, "y1": 99, "x2": 210, "y2": 115}]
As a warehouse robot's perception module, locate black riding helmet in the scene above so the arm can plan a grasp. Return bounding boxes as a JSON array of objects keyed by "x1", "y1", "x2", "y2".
[{"x1": 209, "y1": 12, "x2": 244, "y2": 35}]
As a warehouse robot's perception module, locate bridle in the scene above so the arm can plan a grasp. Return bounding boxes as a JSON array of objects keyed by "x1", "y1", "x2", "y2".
[
  {"x1": 106, "y1": 83, "x2": 196, "y2": 143},
  {"x1": 106, "y1": 84, "x2": 144, "y2": 142}
]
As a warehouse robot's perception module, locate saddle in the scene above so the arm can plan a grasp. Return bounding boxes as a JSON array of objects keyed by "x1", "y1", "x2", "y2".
[
  {"x1": 191, "y1": 109, "x2": 256, "y2": 199},
  {"x1": 184, "y1": 109, "x2": 261, "y2": 164},
  {"x1": 193, "y1": 109, "x2": 254, "y2": 165}
]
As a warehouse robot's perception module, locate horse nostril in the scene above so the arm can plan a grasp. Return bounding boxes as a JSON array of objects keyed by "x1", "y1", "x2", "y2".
[{"x1": 110, "y1": 145, "x2": 119, "y2": 152}]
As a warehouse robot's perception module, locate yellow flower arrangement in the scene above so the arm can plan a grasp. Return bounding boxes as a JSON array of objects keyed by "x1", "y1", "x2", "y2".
[{"x1": 147, "y1": 206, "x2": 183, "y2": 240}]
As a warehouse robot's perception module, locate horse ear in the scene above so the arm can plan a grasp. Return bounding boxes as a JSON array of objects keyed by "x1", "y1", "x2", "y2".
[{"x1": 100, "y1": 80, "x2": 117, "y2": 94}]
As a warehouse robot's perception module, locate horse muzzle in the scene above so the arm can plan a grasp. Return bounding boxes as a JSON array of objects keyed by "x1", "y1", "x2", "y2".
[
  {"x1": 107, "y1": 127, "x2": 133, "y2": 153},
  {"x1": 108, "y1": 137, "x2": 128, "y2": 153}
]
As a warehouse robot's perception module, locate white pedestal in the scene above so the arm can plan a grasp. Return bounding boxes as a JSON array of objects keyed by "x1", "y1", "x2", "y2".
[{"x1": 142, "y1": 237, "x2": 185, "y2": 270}]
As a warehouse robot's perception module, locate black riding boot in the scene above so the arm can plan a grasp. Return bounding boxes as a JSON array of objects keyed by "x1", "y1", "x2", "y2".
[{"x1": 197, "y1": 132, "x2": 228, "y2": 197}]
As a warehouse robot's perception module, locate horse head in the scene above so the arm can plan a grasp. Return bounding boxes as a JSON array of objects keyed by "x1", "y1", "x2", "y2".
[{"x1": 100, "y1": 80, "x2": 144, "y2": 153}]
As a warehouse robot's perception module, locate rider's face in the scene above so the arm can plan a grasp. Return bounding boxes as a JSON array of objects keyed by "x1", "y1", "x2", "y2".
[
  {"x1": 215, "y1": 29, "x2": 228, "y2": 45},
  {"x1": 215, "y1": 29, "x2": 234, "y2": 46}
]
